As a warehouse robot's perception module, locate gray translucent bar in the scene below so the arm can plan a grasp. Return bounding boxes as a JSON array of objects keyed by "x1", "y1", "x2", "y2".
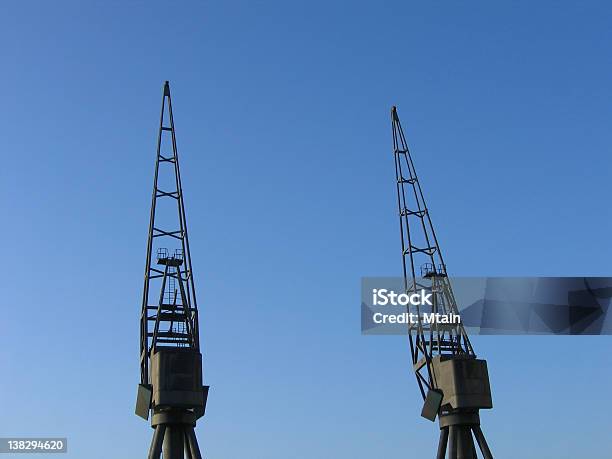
[{"x1": 361, "y1": 277, "x2": 612, "y2": 335}]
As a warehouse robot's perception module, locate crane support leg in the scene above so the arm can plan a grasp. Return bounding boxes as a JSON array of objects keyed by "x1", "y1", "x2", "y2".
[
  {"x1": 455, "y1": 426, "x2": 466, "y2": 459},
  {"x1": 163, "y1": 426, "x2": 185, "y2": 459},
  {"x1": 473, "y1": 426, "x2": 493, "y2": 459},
  {"x1": 187, "y1": 427, "x2": 203, "y2": 459},
  {"x1": 448, "y1": 426, "x2": 457, "y2": 458},
  {"x1": 436, "y1": 427, "x2": 449, "y2": 459},
  {"x1": 185, "y1": 436, "x2": 194, "y2": 459},
  {"x1": 147, "y1": 425, "x2": 165, "y2": 459},
  {"x1": 456, "y1": 426, "x2": 476, "y2": 459}
]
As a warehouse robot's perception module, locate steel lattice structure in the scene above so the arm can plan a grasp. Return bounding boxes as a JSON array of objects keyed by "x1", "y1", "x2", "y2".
[
  {"x1": 136, "y1": 81, "x2": 208, "y2": 459},
  {"x1": 391, "y1": 106, "x2": 494, "y2": 459}
]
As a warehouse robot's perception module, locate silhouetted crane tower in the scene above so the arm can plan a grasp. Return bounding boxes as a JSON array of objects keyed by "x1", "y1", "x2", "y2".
[
  {"x1": 135, "y1": 81, "x2": 209, "y2": 459},
  {"x1": 390, "y1": 106, "x2": 494, "y2": 459}
]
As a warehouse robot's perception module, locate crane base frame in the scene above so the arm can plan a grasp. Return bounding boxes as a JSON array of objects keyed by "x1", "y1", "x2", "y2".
[
  {"x1": 436, "y1": 411, "x2": 493, "y2": 459},
  {"x1": 148, "y1": 409, "x2": 202, "y2": 459}
]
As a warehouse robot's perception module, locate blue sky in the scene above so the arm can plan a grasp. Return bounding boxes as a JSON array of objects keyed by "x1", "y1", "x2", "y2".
[{"x1": 1, "y1": 1, "x2": 611, "y2": 458}]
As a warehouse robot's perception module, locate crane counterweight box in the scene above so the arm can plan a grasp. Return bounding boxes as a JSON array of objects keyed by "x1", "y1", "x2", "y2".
[
  {"x1": 432, "y1": 355, "x2": 493, "y2": 410},
  {"x1": 151, "y1": 348, "x2": 204, "y2": 409}
]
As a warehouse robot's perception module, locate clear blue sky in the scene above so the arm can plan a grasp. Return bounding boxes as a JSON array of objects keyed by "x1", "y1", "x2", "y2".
[{"x1": 1, "y1": 1, "x2": 611, "y2": 458}]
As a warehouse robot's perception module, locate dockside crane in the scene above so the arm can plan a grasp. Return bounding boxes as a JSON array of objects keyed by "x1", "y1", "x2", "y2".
[
  {"x1": 390, "y1": 106, "x2": 494, "y2": 459},
  {"x1": 135, "y1": 81, "x2": 209, "y2": 459}
]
